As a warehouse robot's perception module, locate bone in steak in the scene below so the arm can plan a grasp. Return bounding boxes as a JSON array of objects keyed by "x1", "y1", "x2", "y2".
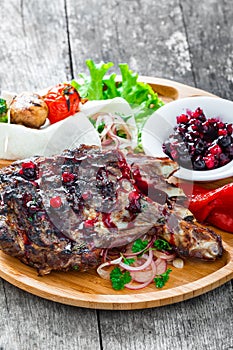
[{"x1": 0, "y1": 145, "x2": 222, "y2": 275}]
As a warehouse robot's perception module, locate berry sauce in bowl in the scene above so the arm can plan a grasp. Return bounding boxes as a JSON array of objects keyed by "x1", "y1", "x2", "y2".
[{"x1": 141, "y1": 96, "x2": 233, "y2": 181}]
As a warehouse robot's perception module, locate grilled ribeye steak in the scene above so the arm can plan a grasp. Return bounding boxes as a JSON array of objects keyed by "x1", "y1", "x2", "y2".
[{"x1": 0, "y1": 145, "x2": 222, "y2": 275}]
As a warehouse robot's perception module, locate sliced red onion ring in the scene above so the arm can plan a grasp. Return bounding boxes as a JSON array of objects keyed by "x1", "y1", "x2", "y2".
[
  {"x1": 119, "y1": 250, "x2": 153, "y2": 271},
  {"x1": 94, "y1": 112, "x2": 135, "y2": 150},
  {"x1": 155, "y1": 258, "x2": 167, "y2": 275},
  {"x1": 124, "y1": 259, "x2": 157, "y2": 290},
  {"x1": 153, "y1": 250, "x2": 176, "y2": 261},
  {"x1": 97, "y1": 256, "x2": 123, "y2": 280},
  {"x1": 131, "y1": 268, "x2": 154, "y2": 283}
]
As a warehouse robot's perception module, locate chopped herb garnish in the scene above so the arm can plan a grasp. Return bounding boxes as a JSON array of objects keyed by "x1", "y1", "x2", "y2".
[
  {"x1": 141, "y1": 202, "x2": 148, "y2": 209},
  {"x1": 97, "y1": 122, "x2": 105, "y2": 133},
  {"x1": 110, "y1": 266, "x2": 131, "y2": 290},
  {"x1": 122, "y1": 257, "x2": 135, "y2": 265},
  {"x1": 73, "y1": 265, "x2": 79, "y2": 271},
  {"x1": 154, "y1": 239, "x2": 172, "y2": 251},
  {"x1": 154, "y1": 268, "x2": 172, "y2": 288},
  {"x1": 89, "y1": 118, "x2": 96, "y2": 127},
  {"x1": 116, "y1": 130, "x2": 127, "y2": 139},
  {"x1": 132, "y1": 238, "x2": 148, "y2": 253}
]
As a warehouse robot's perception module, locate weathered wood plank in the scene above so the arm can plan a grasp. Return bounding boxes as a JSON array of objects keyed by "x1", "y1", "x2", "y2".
[
  {"x1": 67, "y1": 0, "x2": 194, "y2": 84},
  {"x1": 181, "y1": 0, "x2": 233, "y2": 99},
  {"x1": 0, "y1": 0, "x2": 70, "y2": 92},
  {"x1": 0, "y1": 281, "x2": 100, "y2": 350},
  {"x1": 98, "y1": 283, "x2": 233, "y2": 350}
]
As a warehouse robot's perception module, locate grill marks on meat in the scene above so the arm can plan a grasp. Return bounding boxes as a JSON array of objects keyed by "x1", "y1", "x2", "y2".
[
  {"x1": 0, "y1": 145, "x2": 223, "y2": 275},
  {"x1": 0, "y1": 168, "x2": 101, "y2": 274},
  {"x1": 0, "y1": 216, "x2": 101, "y2": 275}
]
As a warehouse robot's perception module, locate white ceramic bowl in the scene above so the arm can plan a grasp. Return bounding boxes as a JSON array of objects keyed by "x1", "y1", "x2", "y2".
[{"x1": 141, "y1": 96, "x2": 233, "y2": 181}]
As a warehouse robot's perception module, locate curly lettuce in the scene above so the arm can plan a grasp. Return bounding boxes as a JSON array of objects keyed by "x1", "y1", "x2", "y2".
[{"x1": 71, "y1": 60, "x2": 164, "y2": 151}]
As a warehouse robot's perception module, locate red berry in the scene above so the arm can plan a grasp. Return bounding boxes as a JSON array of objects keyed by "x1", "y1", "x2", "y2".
[
  {"x1": 19, "y1": 161, "x2": 37, "y2": 179},
  {"x1": 50, "y1": 196, "x2": 62, "y2": 208},
  {"x1": 177, "y1": 114, "x2": 189, "y2": 124},
  {"x1": 204, "y1": 155, "x2": 215, "y2": 169},
  {"x1": 218, "y1": 129, "x2": 227, "y2": 136},
  {"x1": 217, "y1": 122, "x2": 225, "y2": 129},
  {"x1": 227, "y1": 124, "x2": 233, "y2": 134},
  {"x1": 209, "y1": 144, "x2": 222, "y2": 155},
  {"x1": 191, "y1": 108, "x2": 203, "y2": 118},
  {"x1": 22, "y1": 161, "x2": 36, "y2": 169},
  {"x1": 82, "y1": 191, "x2": 91, "y2": 200},
  {"x1": 62, "y1": 172, "x2": 75, "y2": 183},
  {"x1": 128, "y1": 191, "x2": 140, "y2": 201}
]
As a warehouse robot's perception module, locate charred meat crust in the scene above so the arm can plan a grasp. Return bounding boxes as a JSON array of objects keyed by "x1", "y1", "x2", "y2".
[{"x1": 0, "y1": 145, "x2": 223, "y2": 275}]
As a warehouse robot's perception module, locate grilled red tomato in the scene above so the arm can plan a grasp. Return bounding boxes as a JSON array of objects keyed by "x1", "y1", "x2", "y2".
[{"x1": 44, "y1": 83, "x2": 80, "y2": 124}]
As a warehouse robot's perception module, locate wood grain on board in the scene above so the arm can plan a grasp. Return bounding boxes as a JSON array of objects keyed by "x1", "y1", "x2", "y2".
[{"x1": 0, "y1": 241, "x2": 232, "y2": 310}]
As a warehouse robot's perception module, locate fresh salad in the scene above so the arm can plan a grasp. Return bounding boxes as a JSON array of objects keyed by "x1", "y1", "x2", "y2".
[
  {"x1": 71, "y1": 60, "x2": 164, "y2": 151},
  {"x1": 0, "y1": 60, "x2": 164, "y2": 153},
  {"x1": 71, "y1": 60, "x2": 164, "y2": 150}
]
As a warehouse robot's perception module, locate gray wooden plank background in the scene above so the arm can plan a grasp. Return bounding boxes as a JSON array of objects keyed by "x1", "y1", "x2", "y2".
[{"x1": 0, "y1": 0, "x2": 233, "y2": 349}]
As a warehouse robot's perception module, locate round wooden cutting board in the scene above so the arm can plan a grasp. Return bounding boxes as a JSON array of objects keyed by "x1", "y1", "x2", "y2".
[{"x1": 0, "y1": 77, "x2": 233, "y2": 310}]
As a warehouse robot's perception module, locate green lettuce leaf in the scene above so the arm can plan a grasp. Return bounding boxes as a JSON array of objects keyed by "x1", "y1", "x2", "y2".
[
  {"x1": 103, "y1": 73, "x2": 119, "y2": 99},
  {"x1": 72, "y1": 60, "x2": 164, "y2": 150},
  {"x1": 72, "y1": 60, "x2": 114, "y2": 100}
]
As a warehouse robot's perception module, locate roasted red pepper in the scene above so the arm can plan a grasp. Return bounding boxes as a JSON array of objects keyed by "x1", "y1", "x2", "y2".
[
  {"x1": 44, "y1": 83, "x2": 80, "y2": 124},
  {"x1": 181, "y1": 182, "x2": 233, "y2": 233}
]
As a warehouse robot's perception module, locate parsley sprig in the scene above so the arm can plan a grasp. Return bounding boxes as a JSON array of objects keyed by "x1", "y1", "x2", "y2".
[
  {"x1": 122, "y1": 256, "x2": 135, "y2": 265},
  {"x1": 154, "y1": 268, "x2": 172, "y2": 288},
  {"x1": 131, "y1": 238, "x2": 148, "y2": 253},
  {"x1": 154, "y1": 239, "x2": 172, "y2": 251},
  {"x1": 97, "y1": 122, "x2": 105, "y2": 133},
  {"x1": 110, "y1": 267, "x2": 132, "y2": 290}
]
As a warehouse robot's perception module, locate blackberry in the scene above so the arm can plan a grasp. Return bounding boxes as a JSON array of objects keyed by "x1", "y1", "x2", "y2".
[{"x1": 162, "y1": 108, "x2": 233, "y2": 170}]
